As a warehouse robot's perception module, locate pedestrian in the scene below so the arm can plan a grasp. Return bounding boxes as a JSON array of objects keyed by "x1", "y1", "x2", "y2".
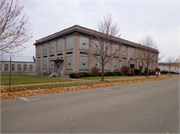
[
  {"x1": 159, "y1": 71, "x2": 161, "y2": 76},
  {"x1": 156, "y1": 71, "x2": 159, "y2": 78},
  {"x1": 128, "y1": 68, "x2": 131, "y2": 76},
  {"x1": 132, "y1": 69, "x2": 134, "y2": 76}
]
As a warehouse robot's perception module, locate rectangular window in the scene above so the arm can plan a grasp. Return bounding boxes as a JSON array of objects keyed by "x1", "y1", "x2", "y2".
[
  {"x1": 24, "y1": 64, "x2": 27, "y2": 71},
  {"x1": 43, "y1": 59, "x2": 47, "y2": 70},
  {"x1": 49, "y1": 59, "x2": 54, "y2": 70},
  {"x1": 57, "y1": 39, "x2": 64, "y2": 52},
  {"x1": 11, "y1": 64, "x2": 15, "y2": 71},
  {"x1": 43, "y1": 44, "x2": 48, "y2": 55},
  {"x1": 121, "y1": 47, "x2": 127, "y2": 58},
  {"x1": 50, "y1": 41, "x2": 55, "y2": 54},
  {"x1": 4, "y1": 64, "x2": 8, "y2": 71},
  {"x1": 37, "y1": 46, "x2": 41, "y2": 56},
  {"x1": 17, "y1": 64, "x2": 21, "y2": 71},
  {"x1": 29, "y1": 65, "x2": 33, "y2": 71},
  {"x1": 66, "y1": 36, "x2": 74, "y2": 50},
  {"x1": 66, "y1": 56, "x2": 73, "y2": 70},
  {"x1": 79, "y1": 36, "x2": 89, "y2": 50},
  {"x1": 79, "y1": 56, "x2": 89, "y2": 70},
  {"x1": 66, "y1": 51, "x2": 73, "y2": 55},
  {"x1": 37, "y1": 60, "x2": 41, "y2": 70}
]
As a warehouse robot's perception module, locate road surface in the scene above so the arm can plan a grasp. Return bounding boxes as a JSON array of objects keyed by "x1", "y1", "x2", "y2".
[{"x1": 1, "y1": 78, "x2": 179, "y2": 133}]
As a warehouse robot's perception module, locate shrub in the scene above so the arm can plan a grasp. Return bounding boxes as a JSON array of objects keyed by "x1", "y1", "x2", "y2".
[
  {"x1": 89, "y1": 73, "x2": 97, "y2": 77},
  {"x1": 78, "y1": 72, "x2": 84, "y2": 77},
  {"x1": 69, "y1": 73, "x2": 80, "y2": 78},
  {"x1": 74, "y1": 73, "x2": 80, "y2": 78},
  {"x1": 104, "y1": 72, "x2": 110, "y2": 76},
  {"x1": 121, "y1": 66, "x2": 130, "y2": 74},
  {"x1": 91, "y1": 67, "x2": 100, "y2": 75},
  {"x1": 69, "y1": 73, "x2": 76, "y2": 78},
  {"x1": 134, "y1": 69, "x2": 141, "y2": 74},
  {"x1": 155, "y1": 67, "x2": 161, "y2": 72},
  {"x1": 83, "y1": 72, "x2": 90, "y2": 77},
  {"x1": 114, "y1": 72, "x2": 121, "y2": 76},
  {"x1": 107, "y1": 72, "x2": 116, "y2": 76}
]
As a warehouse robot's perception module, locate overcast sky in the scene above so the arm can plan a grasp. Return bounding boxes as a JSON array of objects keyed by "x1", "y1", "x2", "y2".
[{"x1": 19, "y1": 0, "x2": 179, "y2": 61}]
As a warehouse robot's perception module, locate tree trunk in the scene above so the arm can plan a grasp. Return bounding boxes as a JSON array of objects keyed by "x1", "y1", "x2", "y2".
[
  {"x1": 101, "y1": 64, "x2": 104, "y2": 81},
  {"x1": 146, "y1": 63, "x2": 149, "y2": 78}
]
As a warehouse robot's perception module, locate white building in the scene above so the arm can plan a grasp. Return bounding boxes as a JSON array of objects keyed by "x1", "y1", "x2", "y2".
[{"x1": 0, "y1": 56, "x2": 36, "y2": 75}]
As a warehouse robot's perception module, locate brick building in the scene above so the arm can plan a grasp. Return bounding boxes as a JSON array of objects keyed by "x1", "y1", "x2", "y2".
[{"x1": 34, "y1": 25, "x2": 158, "y2": 76}]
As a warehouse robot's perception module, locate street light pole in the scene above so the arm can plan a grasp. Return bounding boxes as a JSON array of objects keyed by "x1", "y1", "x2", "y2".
[{"x1": 9, "y1": 57, "x2": 11, "y2": 89}]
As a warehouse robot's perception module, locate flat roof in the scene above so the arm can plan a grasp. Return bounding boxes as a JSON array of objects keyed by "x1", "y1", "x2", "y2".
[
  {"x1": 0, "y1": 55, "x2": 35, "y2": 63},
  {"x1": 34, "y1": 25, "x2": 158, "y2": 53}
]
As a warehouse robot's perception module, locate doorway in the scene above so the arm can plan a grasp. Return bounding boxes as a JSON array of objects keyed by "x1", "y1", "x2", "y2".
[{"x1": 130, "y1": 64, "x2": 134, "y2": 69}]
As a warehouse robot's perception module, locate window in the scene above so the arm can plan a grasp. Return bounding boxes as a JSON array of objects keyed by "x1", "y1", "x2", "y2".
[
  {"x1": 80, "y1": 52, "x2": 88, "y2": 55},
  {"x1": 57, "y1": 53, "x2": 63, "y2": 56},
  {"x1": 82, "y1": 63, "x2": 85, "y2": 65},
  {"x1": 18, "y1": 64, "x2": 21, "y2": 71},
  {"x1": 4, "y1": 64, "x2": 8, "y2": 71},
  {"x1": 68, "y1": 63, "x2": 71, "y2": 65},
  {"x1": 29, "y1": 65, "x2": 33, "y2": 71},
  {"x1": 66, "y1": 52, "x2": 73, "y2": 55},
  {"x1": 23, "y1": 64, "x2": 27, "y2": 71},
  {"x1": 11, "y1": 64, "x2": 15, "y2": 71},
  {"x1": 83, "y1": 43, "x2": 86, "y2": 45}
]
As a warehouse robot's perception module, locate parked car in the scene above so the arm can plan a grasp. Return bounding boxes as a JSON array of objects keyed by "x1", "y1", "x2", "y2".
[{"x1": 169, "y1": 71, "x2": 179, "y2": 74}]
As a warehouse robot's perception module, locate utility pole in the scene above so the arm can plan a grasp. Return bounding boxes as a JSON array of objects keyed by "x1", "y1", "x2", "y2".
[{"x1": 9, "y1": 57, "x2": 11, "y2": 89}]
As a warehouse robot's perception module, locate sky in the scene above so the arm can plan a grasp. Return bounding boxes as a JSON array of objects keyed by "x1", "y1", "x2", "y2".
[{"x1": 19, "y1": 0, "x2": 179, "y2": 62}]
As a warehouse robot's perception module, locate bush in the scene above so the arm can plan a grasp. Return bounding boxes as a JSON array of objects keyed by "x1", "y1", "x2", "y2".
[
  {"x1": 69, "y1": 73, "x2": 81, "y2": 78},
  {"x1": 69, "y1": 73, "x2": 76, "y2": 78},
  {"x1": 134, "y1": 69, "x2": 141, "y2": 75},
  {"x1": 89, "y1": 73, "x2": 98, "y2": 77},
  {"x1": 114, "y1": 72, "x2": 121, "y2": 76},
  {"x1": 155, "y1": 67, "x2": 161, "y2": 72},
  {"x1": 78, "y1": 72, "x2": 84, "y2": 77},
  {"x1": 121, "y1": 66, "x2": 130, "y2": 75},
  {"x1": 107, "y1": 72, "x2": 116, "y2": 76},
  {"x1": 83, "y1": 72, "x2": 90, "y2": 77},
  {"x1": 74, "y1": 73, "x2": 80, "y2": 78},
  {"x1": 104, "y1": 72, "x2": 110, "y2": 76},
  {"x1": 91, "y1": 67, "x2": 100, "y2": 75}
]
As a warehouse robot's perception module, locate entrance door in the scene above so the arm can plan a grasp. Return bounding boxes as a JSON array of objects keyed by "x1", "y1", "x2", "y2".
[
  {"x1": 130, "y1": 64, "x2": 134, "y2": 69},
  {"x1": 57, "y1": 61, "x2": 63, "y2": 73}
]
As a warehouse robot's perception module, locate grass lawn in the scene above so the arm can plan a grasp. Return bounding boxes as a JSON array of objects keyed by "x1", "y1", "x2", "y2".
[
  {"x1": 1, "y1": 76, "x2": 168, "y2": 93},
  {"x1": 1, "y1": 74, "x2": 72, "y2": 85},
  {"x1": 80, "y1": 75, "x2": 143, "y2": 80}
]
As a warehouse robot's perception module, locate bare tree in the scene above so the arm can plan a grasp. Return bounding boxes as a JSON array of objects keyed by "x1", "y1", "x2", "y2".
[
  {"x1": 85, "y1": 13, "x2": 121, "y2": 81},
  {"x1": 139, "y1": 36, "x2": 158, "y2": 77},
  {"x1": 174, "y1": 56, "x2": 180, "y2": 70},
  {"x1": 0, "y1": 0, "x2": 32, "y2": 55},
  {"x1": 166, "y1": 56, "x2": 175, "y2": 77}
]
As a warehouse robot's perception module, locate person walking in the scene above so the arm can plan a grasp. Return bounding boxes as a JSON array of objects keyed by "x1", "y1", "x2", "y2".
[
  {"x1": 156, "y1": 71, "x2": 159, "y2": 78},
  {"x1": 132, "y1": 68, "x2": 134, "y2": 76}
]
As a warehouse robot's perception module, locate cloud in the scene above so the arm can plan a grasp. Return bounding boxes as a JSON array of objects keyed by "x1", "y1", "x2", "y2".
[{"x1": 19, "y1": 1, "x2": 178, "y2": 61}]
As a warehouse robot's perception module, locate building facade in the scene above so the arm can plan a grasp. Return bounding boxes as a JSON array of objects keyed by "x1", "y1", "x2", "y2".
[
  {"x1": 0, "y1": 56, "x2": 36, "y2": 75},
  {"x1": 34, "y1": 25, "x2": 158, "y2": 76},
  {"x1": 158, "y1": 62, "x2": 180, "y2": 73}
]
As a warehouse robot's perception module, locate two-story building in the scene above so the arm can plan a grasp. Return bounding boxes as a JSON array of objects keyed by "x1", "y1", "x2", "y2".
[{"x1": 34, "y1": 25, "x2": 158, "y2": 76}]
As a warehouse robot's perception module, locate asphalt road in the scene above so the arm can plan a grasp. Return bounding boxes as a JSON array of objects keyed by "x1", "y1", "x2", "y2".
[{"x1": 1, "y1": 78, "x2": 179, "y2": 133}]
